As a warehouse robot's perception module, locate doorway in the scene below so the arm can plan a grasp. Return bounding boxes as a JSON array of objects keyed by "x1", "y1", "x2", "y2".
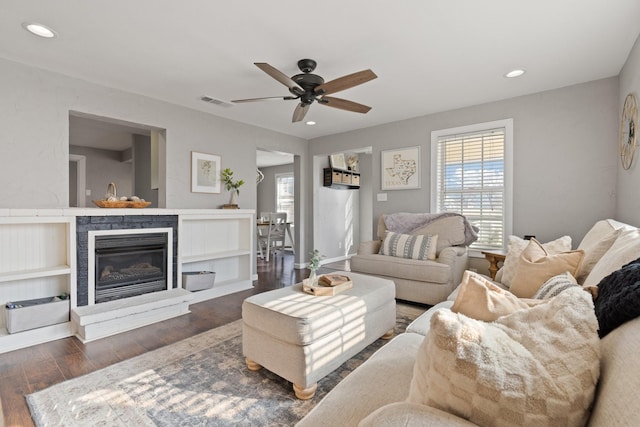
[
  {"x1": 69, "y1": 154, "x2": 87, "y2": 207},
  {"x1": 256, "y1": 149, "x2": 297, "y2": 254}
]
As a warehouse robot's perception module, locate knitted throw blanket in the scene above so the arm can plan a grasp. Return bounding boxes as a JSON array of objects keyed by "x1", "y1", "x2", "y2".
[{"x1": 384, "y1": 212, "x2": 479, "y2": 246}]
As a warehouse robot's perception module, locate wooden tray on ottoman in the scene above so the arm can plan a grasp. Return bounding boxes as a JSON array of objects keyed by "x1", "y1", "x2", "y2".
[{"x1": 302, "y1": 274, "x2": 353, "y2": 296}]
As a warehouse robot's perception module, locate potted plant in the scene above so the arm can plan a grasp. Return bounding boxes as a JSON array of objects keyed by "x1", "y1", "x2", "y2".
[{"x1": 221, "y1": 168, "x2": 245, "y2": 206}]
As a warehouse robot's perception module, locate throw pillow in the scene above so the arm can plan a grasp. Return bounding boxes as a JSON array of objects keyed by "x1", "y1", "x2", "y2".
[
  {"x1": 451, "y1": 270, "x2": 530, "y2": 322},
  {"x1": 500, "y1": 235, "x2": 572, "y2": 288},
  {"x1": 583, "y1": 228, "x2": 640, "y2": 288},
  {"x1": 575, "y1": 227, "x2": 621, "y2": 284},
  {"x1": 379, "y1": 230, "x2": 437, "y2": 261},
  {"x1": 509, "y1": 238, "x2": 584, "y2": 298},
  {"x1": 594, "y1": 257, "x2": 640, "y2": 338},
  {"x1": 533, "y1": 271, "x2": 579, "y2": 299},
  {"x1": 408, "y1": 287, "x2": 600, "y2": 427}
]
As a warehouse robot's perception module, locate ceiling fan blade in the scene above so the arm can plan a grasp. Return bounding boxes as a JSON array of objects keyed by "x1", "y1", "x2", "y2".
[
  {"x1": 255, "y1": 62, "x2": 304, "y2": 94},
  {"x1": 318, "y1": 96, "x2": 372, "y2": 114},
  {"x1": 292, "y1": 103, "x2": 310, "y2": 122},
  {"x1": 314, "y1": 69, "x2": 377, "y2": 95},
  {"x1": 231, "y1": 96, "x2": 297, "y2": 103}
]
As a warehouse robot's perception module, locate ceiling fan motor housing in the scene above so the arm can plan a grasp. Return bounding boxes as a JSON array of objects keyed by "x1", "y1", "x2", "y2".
[{"x1": 290, "y1": 73, "x2": 324, "y2": 104}]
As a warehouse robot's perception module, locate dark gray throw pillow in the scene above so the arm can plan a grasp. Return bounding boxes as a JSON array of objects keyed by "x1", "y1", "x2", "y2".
[{"x1": 593, "y1": 257, "x2": 640, "y2": 338}]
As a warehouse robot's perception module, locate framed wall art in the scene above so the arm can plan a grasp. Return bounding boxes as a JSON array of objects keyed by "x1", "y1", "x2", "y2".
[
  {"x1": 329, "y1": 153, "x2": 347, "y2": 170},
  {"x1": 381, "y1": 146, "x2": 421, "y2": 190},
  {"x1": 191, "y1": 151, "x2": 221, "y2": 193}
]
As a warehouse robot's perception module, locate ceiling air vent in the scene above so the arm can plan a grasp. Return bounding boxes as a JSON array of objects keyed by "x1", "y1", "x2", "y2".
[{"x1": 200, "y1": 96, "x2": 232, "y2": 108}]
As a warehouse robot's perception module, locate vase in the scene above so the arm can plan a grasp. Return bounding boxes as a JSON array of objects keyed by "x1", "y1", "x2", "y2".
[
  {"x1": 229, "y1": 190, "x2": 238, "y2": 206},
  {"x1": 308, "y1": 270, "x2": 318, "y2": 286}
]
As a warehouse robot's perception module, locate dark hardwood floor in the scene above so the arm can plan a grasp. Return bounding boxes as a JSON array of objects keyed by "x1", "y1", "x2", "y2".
[{"x1": 0, "y1": 253, "x2": 309, "y2": 427}]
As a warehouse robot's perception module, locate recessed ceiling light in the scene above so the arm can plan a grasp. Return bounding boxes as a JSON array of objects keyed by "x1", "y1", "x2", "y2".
[
  {"x1": 504, "y1": 69, "x2": 526, "y2": 78},
  {"x1": 306, "y1": 121, "x2": 316, "y2": 126},
  {"x1": 22, "y1": 22, "x2": 56, "y2": 38}
]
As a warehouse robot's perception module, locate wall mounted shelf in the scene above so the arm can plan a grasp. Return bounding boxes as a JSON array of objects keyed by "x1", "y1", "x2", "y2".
[{"x1": 323, "y1": 168, "x2": 360, "y2": 189}]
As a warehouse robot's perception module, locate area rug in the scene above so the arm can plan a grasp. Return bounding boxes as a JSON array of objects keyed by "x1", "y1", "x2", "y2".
[{"x1": 27, "y1": 303, "x2": 425, "y2": 426}]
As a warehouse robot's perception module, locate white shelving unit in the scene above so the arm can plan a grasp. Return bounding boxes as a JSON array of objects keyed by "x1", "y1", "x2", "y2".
[
  {"x1": 0, "y1": 216, "x2": 76, "y2": 353},
  {"x1": 178, "y1": 211, "x2": 255, "y2": 303},
  {"x1": 0, "y1": 208, "x2": 256, "y2": 353}
]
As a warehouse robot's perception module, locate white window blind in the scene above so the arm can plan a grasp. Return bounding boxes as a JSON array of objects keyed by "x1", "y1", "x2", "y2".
[{"x1": 434, "y1": 127, "x2": 505, "y2": 250}]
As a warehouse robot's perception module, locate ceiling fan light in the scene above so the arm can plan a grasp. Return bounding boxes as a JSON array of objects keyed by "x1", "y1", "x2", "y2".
[
  {"x1": 22, "y1": 22, "x2": 56, "y2": 38},
  {"x1": 306, "y1": 121, "x2": 316, "y2": 126},
  {"x1": 504, "y1": 69, "x2": 526, "y2": 78}
]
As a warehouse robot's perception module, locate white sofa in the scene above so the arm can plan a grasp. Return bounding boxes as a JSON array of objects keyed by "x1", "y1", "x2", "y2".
[
  {"x1": 297, "y1": 219, "x2": 640, "y2": 426},
  {"x1": 350, "y1": 213, "x2": 475, "y2": 305}
]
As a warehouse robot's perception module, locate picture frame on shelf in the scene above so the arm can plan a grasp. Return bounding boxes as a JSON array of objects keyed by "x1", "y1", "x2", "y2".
[
  {"x1": 381, "y1": 146, "x2": 421, "y2": 190},
  {"x1": 329, "y1": 153, "x2": 347, "y2": 170},
  {"x1": 191, "y1": 151, "x2": 221, "y2": 193}
]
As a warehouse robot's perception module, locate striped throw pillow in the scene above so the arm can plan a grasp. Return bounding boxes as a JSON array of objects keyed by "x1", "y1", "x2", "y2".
[
  {"x1": 379, "y1": 231, "x2": 437, "y2": 260},
  {"x1": 533, "y1": 272, "x2": 579, "y2": 299}
]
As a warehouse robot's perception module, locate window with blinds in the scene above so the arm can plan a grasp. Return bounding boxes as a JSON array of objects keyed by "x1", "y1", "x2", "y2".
[
  {"x1": 432, "y1": 123, "x2": 511, "y2": 251},
  {"x1": 276, "y1": 173, "x2": 294, "y2": 223}
]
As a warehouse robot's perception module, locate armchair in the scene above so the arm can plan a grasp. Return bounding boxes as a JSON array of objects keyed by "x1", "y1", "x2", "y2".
[{"x1": 350, "y1": 213, "x2": 477, "y2": 305}]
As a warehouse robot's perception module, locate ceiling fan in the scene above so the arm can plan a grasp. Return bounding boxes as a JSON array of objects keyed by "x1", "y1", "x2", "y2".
[{"x1": 231, "y1": 59, "x2": 377, "y2": 123}]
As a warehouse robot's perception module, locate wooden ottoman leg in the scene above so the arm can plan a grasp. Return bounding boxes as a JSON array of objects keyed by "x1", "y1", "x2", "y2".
[
  {"x1": 381, "y1": 328, "x2": 394, "y2": 339},
  {"x1": 245, "y1": 357, "x2": 262, "y2": 371},
  {"x1": 293, "y1": 383, "x2": 318, "y2": 400}
]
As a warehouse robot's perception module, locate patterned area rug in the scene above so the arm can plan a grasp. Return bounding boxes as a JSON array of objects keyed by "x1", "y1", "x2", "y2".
[{"x1": 27, "y1": 303, "x2": 425, "y2": 426}]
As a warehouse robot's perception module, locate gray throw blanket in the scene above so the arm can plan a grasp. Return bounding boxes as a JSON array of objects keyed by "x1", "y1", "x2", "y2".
[{"x1": 383, "y1": 212, "x2": 479, "y2": 246}]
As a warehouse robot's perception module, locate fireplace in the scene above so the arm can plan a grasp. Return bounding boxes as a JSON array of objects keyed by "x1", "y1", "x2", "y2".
[
  {"x1": 93, "y1": 232, "x2": 168, "y2": 303},
  {"x1": 88, "y1": 228, "x2": 174, "y2": 304},
  {"x1": 76, "y1": 215, "x2": 179, "y2": 306}
]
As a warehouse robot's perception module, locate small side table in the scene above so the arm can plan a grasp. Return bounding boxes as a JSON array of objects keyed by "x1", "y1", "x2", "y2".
[{"x1": 481, "y1": 250, "x2": 507, "y2": 280}]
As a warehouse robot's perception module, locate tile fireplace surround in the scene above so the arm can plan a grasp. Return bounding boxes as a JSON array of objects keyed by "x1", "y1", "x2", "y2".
[{"x1": 0, "y1": 208, "x2": 255, "y2": 353}]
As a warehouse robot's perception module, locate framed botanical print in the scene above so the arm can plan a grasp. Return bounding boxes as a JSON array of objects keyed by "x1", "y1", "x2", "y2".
[{"x1": 191, "y1": 151, "x2": 221, "y2": 193}]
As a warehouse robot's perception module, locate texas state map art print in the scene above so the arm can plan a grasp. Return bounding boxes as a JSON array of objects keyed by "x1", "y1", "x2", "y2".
[{"x1": 381, "y1": 146, "x2": 421, "y2": 190}]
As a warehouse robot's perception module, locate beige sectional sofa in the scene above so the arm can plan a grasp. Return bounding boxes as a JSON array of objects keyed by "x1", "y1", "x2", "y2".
[
  {"x1": 350, "y1": 213, "x2": 476, "y2": 305},
  {"x1": 297, "y1": 219, "x2": 640, "y2": 426}
]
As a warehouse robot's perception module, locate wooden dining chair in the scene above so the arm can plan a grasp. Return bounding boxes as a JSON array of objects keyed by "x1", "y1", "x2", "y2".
[{"x1": 257, "y1": 212, "x2": 287, "y2": 261}]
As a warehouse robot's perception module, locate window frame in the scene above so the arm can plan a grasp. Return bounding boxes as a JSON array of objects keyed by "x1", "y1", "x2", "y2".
[{"x1": 430, "y1": 119, "x2": 513, "y2": 256}]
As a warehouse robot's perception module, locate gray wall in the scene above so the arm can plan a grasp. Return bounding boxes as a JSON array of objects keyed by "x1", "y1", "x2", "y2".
[
  {"x1": 3, "y1": 41, "x2": 638, "y2": 268},
  {"x1": 256, "y1": 163, "x2": 293, "y2": 216},
  {"x1": 310, "y1": 77, "x2": 619, "y2": 250},
  {"x1": 0, "y1": 57, "x2": 309, "y2": 265},
  {"x1": 617, "y1": 34, "x2": 640, "y2": 226},
  {"x1": 133, "y1": 134, "x2": 159, "y2": 205},
  {"x1": 69, "y1": 145, "x2": 133, "y2": 203}
]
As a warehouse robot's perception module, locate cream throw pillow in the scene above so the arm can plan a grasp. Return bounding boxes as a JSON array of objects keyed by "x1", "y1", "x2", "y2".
[
  {"x1": 500, "y1": 235, "x2": 572, "y2": 288},
  {"x1": 509, "y1": 238, "x2": 584, "y2": 298},
  {"x1": 575, "y1": 227, "x2": 621, "y2": 284},
  {"x1": 408, "y1": 287, "x2": 600, "y2": 427},
  {"x1": 451, "y1": 271, "x2": 530, "y2": 322},
  {"x1": 583, "y1": 228, "x2": 640, "y2": 288}
]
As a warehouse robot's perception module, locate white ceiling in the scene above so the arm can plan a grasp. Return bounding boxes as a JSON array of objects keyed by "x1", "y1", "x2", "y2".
[{"x1": 2, "y1": 1, "x2": 639, "y2": 140}]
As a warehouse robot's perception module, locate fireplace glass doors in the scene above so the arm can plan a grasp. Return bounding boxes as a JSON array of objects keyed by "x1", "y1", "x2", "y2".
[{"x1": 94, "y1": 232, "x2": 168, "y2": 303}]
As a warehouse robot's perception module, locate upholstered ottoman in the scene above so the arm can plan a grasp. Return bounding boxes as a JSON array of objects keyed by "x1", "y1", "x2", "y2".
[{"x1": 242, "y1": 271, "x2": 396, "y2": 399}]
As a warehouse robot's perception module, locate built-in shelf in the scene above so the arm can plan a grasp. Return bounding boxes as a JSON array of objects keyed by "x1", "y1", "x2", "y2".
[
  {"x1": 323, "y1": 168, "x2": 360, "y2": 189},
  {"x1": 0, "y1": 265, "x2": 71, "y2": 283},
  {"x1": 180, "y1": 249, "x2": 252, "y2": 264},
  {"x1": 178, "y1": 211, "x2": 254, "y2": 298}
]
